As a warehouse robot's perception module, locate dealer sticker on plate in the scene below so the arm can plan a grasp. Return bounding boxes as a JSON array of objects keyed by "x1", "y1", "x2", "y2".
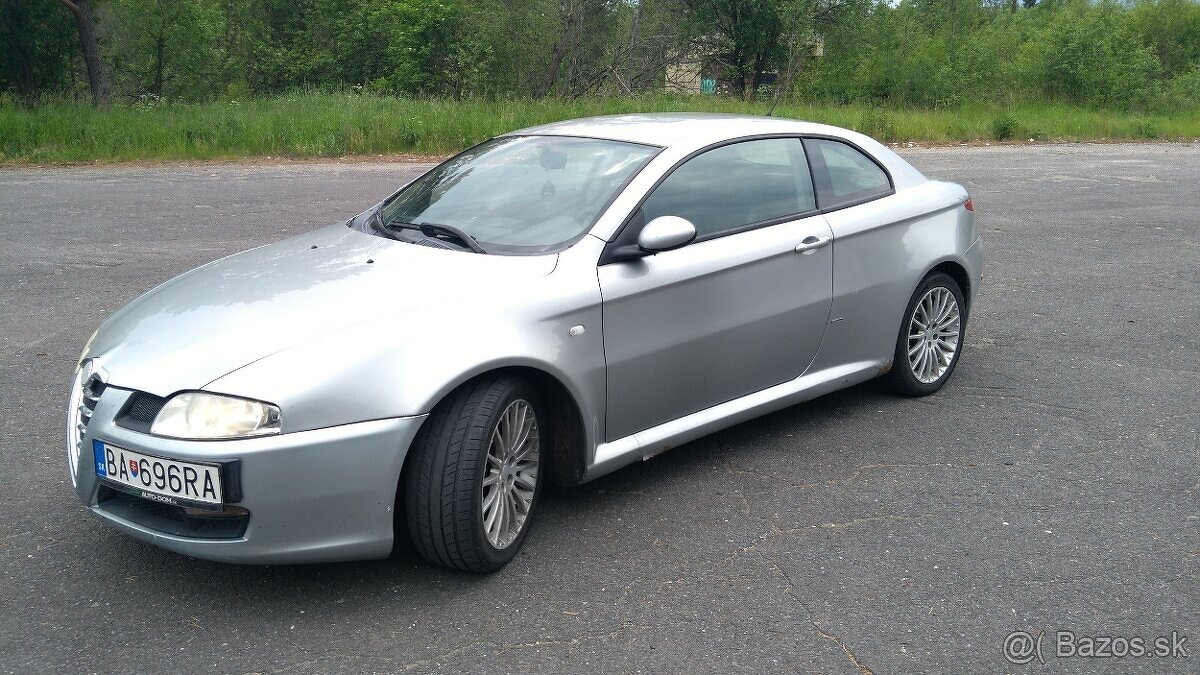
[{"x1": 93, "y1": 440, "x2": 223, "y2": 510}]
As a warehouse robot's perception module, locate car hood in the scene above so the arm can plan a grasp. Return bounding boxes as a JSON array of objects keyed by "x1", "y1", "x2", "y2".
[{"x1": 87, "y1": 224, "x2": 558, "y2": 397}]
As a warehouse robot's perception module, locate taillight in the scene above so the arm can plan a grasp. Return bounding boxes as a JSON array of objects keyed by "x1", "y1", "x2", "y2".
[{"x1": 963, "y1": 197, "x2": 974, "y2": 212}]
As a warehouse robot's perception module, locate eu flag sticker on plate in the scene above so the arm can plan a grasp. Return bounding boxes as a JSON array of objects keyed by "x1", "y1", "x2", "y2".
[{"x1": 93, "y1": 439, "x2": 106, "y2": 477}]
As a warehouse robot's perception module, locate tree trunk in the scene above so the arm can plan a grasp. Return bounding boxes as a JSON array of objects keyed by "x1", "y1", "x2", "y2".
[
  {"x1": 728, "y1": 47, "x2": 748, "y2": 99},
  {"x1": 768, "y1": 35, "x2": 807, "y2": 117},
  {"x1": 54, "y1": 0, "x2": 110, "y2": 105},
  {"x1": 153, "y1": 23, "x2": 166, "y2": 95},
  {"x1": 746, "y1": 48, "x2": 770, "y2": 101},
  {"x1": 536, "y1": 7, "x2": 576, "y2": 98},
  {"x1": 618, "y1": 0, "x2": 642, "y2": 88}
]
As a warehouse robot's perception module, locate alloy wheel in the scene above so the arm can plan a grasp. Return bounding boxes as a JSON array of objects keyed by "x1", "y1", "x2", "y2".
[
  {"x1": 907, "y1": 286, "x2": 961, "y2": 384},
  {"x1": 481, "y1": 399, "x2": 540, "y2": 549}
]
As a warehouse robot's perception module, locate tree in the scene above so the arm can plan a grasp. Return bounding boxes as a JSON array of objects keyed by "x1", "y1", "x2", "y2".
[
  {"x1": 1131, "y1": 0, "x2": 1200, "y2": 78},
  {"x1": 768, "y1": 0, "x2": 862, "y2": 112},
  {"x1": 535, "y1": 0, "x2": 616, "y2": 97},
  {"x1": 688, "y1": 0, "x2": 860, "y2": 101},
  {"x1": 0, "y1": 0, "x2": 77, "y2": 96},
  {"x1": 51, "y1": 0, "x2": 109, "y2": 104},
  {"x1": 103, "y1": 0, "x2": 224, "y2": 99},
  {"x1": 597, "y1": 0, "x2": 693, "y2": 97},
  {"x1": 687, "y1": 0, "x2": 784, "y2": 99}
]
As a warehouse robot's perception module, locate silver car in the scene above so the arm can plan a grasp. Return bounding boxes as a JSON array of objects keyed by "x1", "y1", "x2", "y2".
[{"x1": 68, "y1": 114, "x2": 982, "y2": 571}]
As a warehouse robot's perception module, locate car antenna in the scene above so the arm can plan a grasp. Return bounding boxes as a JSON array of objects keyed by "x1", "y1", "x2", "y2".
[{"x1": 766, "y1": 81, "x2": 784, "y2": 116}]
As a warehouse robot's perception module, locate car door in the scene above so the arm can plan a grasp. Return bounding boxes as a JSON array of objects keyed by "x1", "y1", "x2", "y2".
[
  {"x1": 598, "y1": 137, "x2": 834, "y2": 441},
  {"x1": 799, "y1": 136, "x2": 908, "y2": 373}
]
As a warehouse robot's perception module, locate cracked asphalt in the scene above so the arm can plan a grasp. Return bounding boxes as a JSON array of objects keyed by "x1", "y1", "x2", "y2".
[{"x1": 1, "y1": 143, "x2": 1197, "y2": 673}]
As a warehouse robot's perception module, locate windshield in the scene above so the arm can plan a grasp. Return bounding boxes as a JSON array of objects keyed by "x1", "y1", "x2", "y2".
[{"x1": 376, "y1": 135, "x2": 658, "y2": 253}]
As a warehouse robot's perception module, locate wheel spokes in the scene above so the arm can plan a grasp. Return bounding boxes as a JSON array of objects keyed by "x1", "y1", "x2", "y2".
[
  {"x1": 482, "y1": 398, "x2": 541, "y2": 549},
  {"x1": 513, "y1": 470, "x2": 537, "y2": 491},
  {"x1": 907, "y1": 286, "x2": 961, "y2": 384},
  {"x1": 483, "y1": 487, "x2": 501, "y2": 534}
]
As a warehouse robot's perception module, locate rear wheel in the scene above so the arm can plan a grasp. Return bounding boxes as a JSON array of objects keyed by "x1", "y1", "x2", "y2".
[
  {"x1": 405, "y1": 375, "x2": 544, "y2": 573},
  {"x1": 882, "y1": 272, "x2": 966, "y2": 396}
]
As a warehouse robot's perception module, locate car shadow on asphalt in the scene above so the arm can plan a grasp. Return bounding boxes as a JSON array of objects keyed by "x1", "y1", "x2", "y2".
[{"x1": 85, "y1": 380, "x2": 897, "y2": 603}]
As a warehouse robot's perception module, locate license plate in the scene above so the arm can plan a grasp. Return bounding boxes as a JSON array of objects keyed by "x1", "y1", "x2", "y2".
[{"x1": 93, "y1": 440, "x2": 223, "y2": 511}]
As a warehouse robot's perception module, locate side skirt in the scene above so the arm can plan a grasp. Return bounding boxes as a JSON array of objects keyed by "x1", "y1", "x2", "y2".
[{"x1": 583, "y1": 360, "x2": 885, "y2": 482}]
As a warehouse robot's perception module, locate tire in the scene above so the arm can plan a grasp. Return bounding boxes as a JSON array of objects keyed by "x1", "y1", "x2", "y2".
[
  {"x1": 882, "y1": 272, "x2": 967, "y2": 396},
  {"x1": 404, "y1": 374, "x2": 545, "y2": 573}
]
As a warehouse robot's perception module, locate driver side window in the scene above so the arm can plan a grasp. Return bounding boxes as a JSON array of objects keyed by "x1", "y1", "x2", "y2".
[{"x1": 641, "y1": 138, "x2": 816, "y2": 239}]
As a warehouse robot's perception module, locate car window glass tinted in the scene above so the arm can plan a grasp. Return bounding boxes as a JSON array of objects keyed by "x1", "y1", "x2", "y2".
[
  {"x1": 379, "y1": 136, "x2": 656, "y2": 253},
  {"x1": 805, "y1": 138, "x2": 892, "y2": 209},
  {"x1": 641, "y1": 138, "x2": 816, "y2": 239}
]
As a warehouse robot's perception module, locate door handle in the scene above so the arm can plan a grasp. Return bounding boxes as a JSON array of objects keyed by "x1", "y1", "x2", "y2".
[{"x1": 795, "y1": 235, "x2": 832, "y2": 255}]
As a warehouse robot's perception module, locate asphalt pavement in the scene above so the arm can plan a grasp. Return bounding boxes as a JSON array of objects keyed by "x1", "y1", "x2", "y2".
[{"x1": 1, "y1": 143, "x2": 1197, "y2": 673}]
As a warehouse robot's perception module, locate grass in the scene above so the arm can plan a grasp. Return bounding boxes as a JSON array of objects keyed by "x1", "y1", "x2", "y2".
[{"x1": 1, "y1": 92, "x2": 1197, "y2": 164}]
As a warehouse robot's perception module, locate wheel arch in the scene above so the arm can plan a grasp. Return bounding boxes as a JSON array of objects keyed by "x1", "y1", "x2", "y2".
[
  {"x1": 923, "y1": 259, "x2": 972, "y2": 316},
  {"x1": 402, "y1": 363, "x2": 590, "y2": 489},
  {"x1": 495, "y1": 365, "x2": 589, "y2": 488}
]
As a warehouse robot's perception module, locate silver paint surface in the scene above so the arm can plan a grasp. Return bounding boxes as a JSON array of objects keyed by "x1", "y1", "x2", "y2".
[{"x1": 71, "y1": 114, "x2": 981, "y2": 562}]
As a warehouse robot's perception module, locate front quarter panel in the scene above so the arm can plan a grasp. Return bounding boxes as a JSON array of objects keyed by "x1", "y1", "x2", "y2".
[{"x1": 204, "y1": 238, "x2": 608, "y2": 451}]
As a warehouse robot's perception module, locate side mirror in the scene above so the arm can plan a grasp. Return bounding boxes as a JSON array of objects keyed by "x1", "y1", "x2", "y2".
[{"x1": 637, "y1": 216, "x2": 697, "y2": 252}]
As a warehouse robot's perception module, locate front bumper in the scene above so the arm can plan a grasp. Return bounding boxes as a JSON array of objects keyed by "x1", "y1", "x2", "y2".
[{"x1": 72, "y1": 387, "x2": 426, "y2": 564}]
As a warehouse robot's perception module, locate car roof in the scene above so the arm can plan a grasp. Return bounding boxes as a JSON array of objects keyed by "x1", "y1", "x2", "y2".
[
  {"x1": 510, "y1": 113, "x2": 853, "y2": 149},
  {"x1": 509, "y1": 112, "x2": 929, "y2": 198}
]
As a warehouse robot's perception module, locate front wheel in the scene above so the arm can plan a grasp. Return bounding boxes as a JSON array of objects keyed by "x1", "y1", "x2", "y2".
[
  {"x1": 882, "y1": 272, "x2": 966, "y2": 396},
  {"x1": 405, "y1": 375, "x2": 544, "y2": 573}
]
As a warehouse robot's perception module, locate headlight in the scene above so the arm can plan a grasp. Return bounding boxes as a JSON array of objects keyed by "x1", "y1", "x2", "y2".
[
  {"x1": 79, "y1": 329, "x2": 98, "y2": 364},
  {"x1": 66, "y1": 361, "x2": 90, "y2": 487},
  {"x1": 150, "y1": 392, "x2": 282, "y2": 440}
]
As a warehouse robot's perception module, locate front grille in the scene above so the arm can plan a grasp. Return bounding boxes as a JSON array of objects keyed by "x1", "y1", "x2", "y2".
[
  {"x1": 97, "y1": 486, "x2": 250, "y2": 540},
  {"x1": 116, "y1": 391, "x2": 167, "y2": 432},
  {"x1": 126, "y1": 392, "x2": 166, "y2": 422},
  {"x1": 69, "y1": 370, "x2": 106, "y2": 481},
  {"x1": 80, "y1": 374, "x2": 105, "y2": 427},
  {"x1": 68, "y1": 365, "x2": 106, "y2": 485}
]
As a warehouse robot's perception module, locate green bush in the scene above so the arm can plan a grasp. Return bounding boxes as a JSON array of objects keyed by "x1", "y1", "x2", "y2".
[
  {"x1": 1131, "y1": 118, "x2": 1160, "y2": 138},
  {"x1": 857, "y1": 108, "x2": 897, "y2": 140},
  {"x1": 794, "y1": 0, "x2": 1195, "y2": 111},
  {"x1": 991, "y1": 112, "x2": 1018, "y2": 141},
  {"x1": 1019, "y1": 1, "x2": 1162, "y2": 109},
  {"x1": 1155, "y1": 66, "x2": 1200, "y2": 109}
]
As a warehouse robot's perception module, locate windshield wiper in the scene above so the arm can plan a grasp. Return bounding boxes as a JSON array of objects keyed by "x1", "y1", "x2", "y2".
[
  {"x1": 416, "y1": 222, "x2": 487, "y2": 254},
  {"x1": 370, "y1": 208, "x2": 487, "y2": 253},
  {"x1": 391, "y1": 220, "x2": 487, "y2": 254},
  {"x1": 369, "y1": 209, "x2": 404, "y2": 241}
]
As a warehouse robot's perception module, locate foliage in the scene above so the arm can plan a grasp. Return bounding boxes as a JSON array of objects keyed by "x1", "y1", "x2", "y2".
[
  {"x1": 1016, "y1": 1, "x2": 1160, "y2": 108},
  {"x1": 991, "y1": 111, "x2": 1017, "y2": 140},
  {"x1": 2, "y1": 93, "x2": 1197, "y2": 164},
  {"x1": 797, "y1": 0, "x2": 1200, "y2": 110},
  {"x1": 4, "y1": 0, "x2": 1197, "y2": 109},
  {"x1": 1, "y1": 0, "x2": 1199, "y2": 158},
  {"x1": 100, "y1": 0, "x2": 224, "y2": 100},
  {"x1": 858, "y1": 107, "x2": 896, "y2": 139},
  {"x1": 0, "y1": 0, "x2": 79, "y2": 98}
]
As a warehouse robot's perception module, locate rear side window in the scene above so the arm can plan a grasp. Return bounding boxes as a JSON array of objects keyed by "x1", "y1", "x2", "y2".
[
  {"x1": 804, "y1": 138, "x2": 892, "y2": 210},
  {"x1": 641, "y1": 138, "x2": 816, "y2": 239}
]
